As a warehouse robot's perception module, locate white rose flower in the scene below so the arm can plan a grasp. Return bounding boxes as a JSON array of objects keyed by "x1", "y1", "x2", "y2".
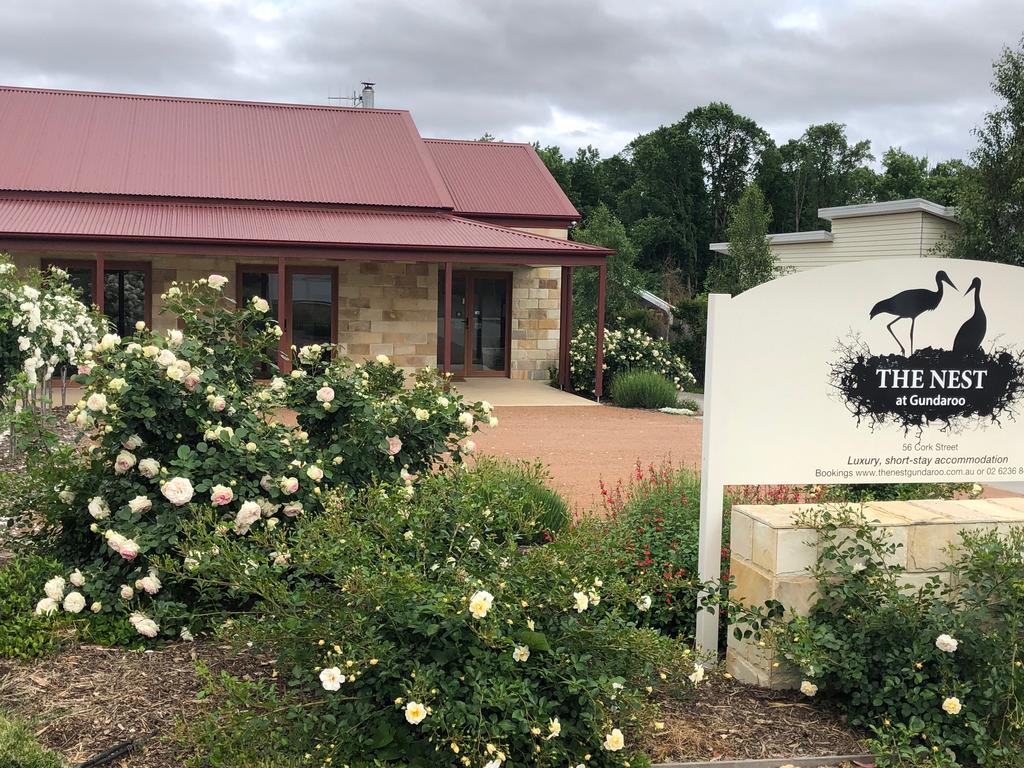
[
  {"x1": 458, "y1": 411, "x2": 474, "y2": 429},
  {"x1": 800, "y1": 680, "x2": 818, "y2": 697},
  {"x1": 306, "y1": 465, "x2": 324, "y2": 482},
  {"x1": 86, "y1": 392, "x2": 108, "y2": 412},
  {"x1": 135, "y1": 618, "x2": 160, "y2": 638},
  {"x1": 603, "y1": 728, "x2": 625, "y2": 752},
  {"x1": 69, "y1": 569, "x2": 86, "y2": 587},
  {"x1": 156, "y1": 349, "x2": 177, "y2": 367},
  {"x1": 208, "y1": 274, "x2": 229, "y2": 290},
  {"x1": 138, "y1": 458, "x2": 161, "y2": 478},
  {"x1": 120, "y1": 585, "x2": 135, "y2": 600},
  {"x1": 573, "y1": 591, "x2": 589, "y2": 613},
  {"x1": 404, "y1": 701, "x2": 427, "y2": 725},
  {"x1": 637, "y1": 595, "x2": 652, "y2": 611},
  {"x1": 167, "y1": 328, "x2": 184, "y2": 347},
  {"x1": 319, "y1": 666, "x2": 345, "y2": 691},
  {"x1": 63, "y1": 591, "x2": 86, "y2": 614},
  {"x1": 512, "y1": 645, "x2": 530, "y2": 662},
  {"x1": 44, "y1": 576, "x2": 66, "y2": 601},
  {"x1": 180, "y1": 627, "x2": 195, "y2": 641},
  {"x1": 688, "y1": 663, "x2": 705, "y2": 685},
  {"x1": 935, "y1": 634, "x2": 959, "y2": 653},
  {"x1": 128, "y1": 495, "x2": 152, "y2": 514},
  {"x1": 252, "y1": 296, "x2": 270, "y2": 313},
  {"x1": 35, "y1": 597, "x2": 59, "y2": 615},
  {"x1": 114, "y1": 451, "x2": 137, "y2": 475},
  {"x1": 942, "y1": 696, "x2": 962, "y2": 715},
  {"x1": 468, "y1": 590, "x2": 494, "y2": 619},
  {"x1": 235, "y1": 501, "x2": 262, "y2": 534},
  {"x1": 413, "y1": 408, "x2": 430, "y2": 421},
  {"x1": 375, "y1": 354, "x2": 390, "y2": 364},
  {"x1": 90, "y1": 602, "x2": 103, "y2": 613},
  {"x1": 161, "y1": 476, "x2": 195, "y2": 506},
  {"x1": 58, "y1": 489, "x2": 75, "y2": 505},
  {"x1": 546, "y1": 717, "x2": 561, "y2": 739}
]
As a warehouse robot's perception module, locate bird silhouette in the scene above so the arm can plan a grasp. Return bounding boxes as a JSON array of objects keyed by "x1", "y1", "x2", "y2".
[
  {"x1": 953, "y1": 277, "x2": 986, "y2": 353},
  {"x1": 869, "y1": 270, "x2": 957, "y2": 355}
]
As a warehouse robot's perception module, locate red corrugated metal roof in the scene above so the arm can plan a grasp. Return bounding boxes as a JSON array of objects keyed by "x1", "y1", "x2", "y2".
[
  {"x1": 0, "y1": 86, "x2": 454, "y2": 209},
  {"x1": 424, "y1": 139, "x2": 579, "y2": 221},
  {"x1": 0, "y1": 197, "x2": 609, "y2": 254}
]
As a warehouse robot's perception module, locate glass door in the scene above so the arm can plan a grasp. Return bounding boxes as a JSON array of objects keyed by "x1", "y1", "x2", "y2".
[
  {"x1": 239, "y1": 266, "x2": 335, "y2": 372},
  {"x1": 438, "y1": 272, "x2": 511, "y2": 377}
]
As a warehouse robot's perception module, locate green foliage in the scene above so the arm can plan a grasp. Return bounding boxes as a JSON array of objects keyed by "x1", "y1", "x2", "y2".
[
  {"x1": 669, "y1": 297, "x2": 707, "y2": 386},
  {"x1": 768, "y1": 511, "x2": 1024, "y2": 766},
  {"x1": 32, "y1": 276, "x2": 485, "y2": 642},
  {"x1": 704, "y1": 183, "x2": 777, "y2": 295},
  {"x1": 610, "y1": 370, "x2": 679, "y2": 409},
  {"x1": 571, "y1": 204, "x2": 649, "y2": 328},
  {"x1": 817, "y1": 482, "x2": 978, "y2": 504},
  {"x1": 0, "y1": 715, "x2": 67, "y2": 768},
  {"x1": 569, "y1": 324, "x2": 695, "y2": 397},
  {"x1": 171, "y1": 465, "x2": 698, "y2": 767},
  {"x1": 458, "y1": 457, "x2": 571, "y2": 542},
  {"x1": 944, "y1": 37, "x2": 1024, "y2": 266},
  {"x1": 0, "y1": 554, "x2": 70, "y2": 659}
]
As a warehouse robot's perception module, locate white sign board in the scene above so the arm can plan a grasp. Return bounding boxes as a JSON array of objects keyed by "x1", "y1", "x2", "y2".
[{"x1": 697, "y1": 259, "x2": 1024, "y2": 653}]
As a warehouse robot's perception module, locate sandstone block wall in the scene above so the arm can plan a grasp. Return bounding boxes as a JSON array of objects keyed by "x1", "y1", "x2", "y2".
[{"x1": 727, "y1": 498, "x2": 1024, "y2": 689}]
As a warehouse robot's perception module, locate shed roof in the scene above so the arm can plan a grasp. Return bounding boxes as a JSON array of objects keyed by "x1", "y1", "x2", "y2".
[
  {"x1": 0, "y1": 86, "x2": 454, "y2": 209},
  {"x1": 424, "y1": 139, "x2": 579, "y2": 221}
]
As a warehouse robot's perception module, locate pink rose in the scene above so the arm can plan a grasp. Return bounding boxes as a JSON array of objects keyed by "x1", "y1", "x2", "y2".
[
  {"x1": 316, "y1": 386, "x2": 336, "y2": 403},
  {"x1": 78, "y1": 364, "x2": 92, "y2": 376},
  {"x1": 386, "y1": 436, "x2": 402, "y2": 456},
  {"x1": 184, "y1": 374, "x2": 201, "y2": 391},
  {"x1": 119, "y1": 539, "x2": 139, "y2": 561},
  {"x1": 210, "y1": 484, "x2": 234, "y2": 506},
  {"x1": 279, "y1": 477, "x2": 299, "y2": 495}
]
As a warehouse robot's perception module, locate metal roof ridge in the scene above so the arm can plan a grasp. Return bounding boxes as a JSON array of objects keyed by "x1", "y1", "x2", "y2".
[
  {"x1": 446, "y1": 213, "x2": 611, "y2": 252},
  {"x1": 0, "y1": 83, "x2": 411, "y2": 115}
]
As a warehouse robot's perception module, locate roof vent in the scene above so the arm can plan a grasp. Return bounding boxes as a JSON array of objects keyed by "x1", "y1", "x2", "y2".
[{"x1": 360, "y1": 82, "x2": 375, "y2": 108}]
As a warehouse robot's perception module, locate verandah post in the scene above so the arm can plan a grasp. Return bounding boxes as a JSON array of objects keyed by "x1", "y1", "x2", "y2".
[
  {"x1": 594, "y1": 263, "x2": 606, "y2": 400},
  {"x1": 443, "y1": 261, "x2": 453, "y2": 379},
  {"x1": 559, "y1": 265, "x2": 574, "y2": 391},
  {"x1": 277, "y1": 254, "x2": 290, "y2": 373},
  {"x1": 95, "y1": 252, "x2": 105, "y2": 313}
]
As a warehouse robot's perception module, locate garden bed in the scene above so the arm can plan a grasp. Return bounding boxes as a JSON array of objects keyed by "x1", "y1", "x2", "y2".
[{"x1": 0, "y1": 642, "x2": 867, "y2": 768}]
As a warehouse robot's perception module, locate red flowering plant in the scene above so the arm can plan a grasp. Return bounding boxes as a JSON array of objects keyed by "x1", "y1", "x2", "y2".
[{"x1": 592, "y1": 461, "x2": 828, "y2": 639}]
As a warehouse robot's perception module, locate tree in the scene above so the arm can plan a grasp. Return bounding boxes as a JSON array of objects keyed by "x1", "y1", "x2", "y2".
[
  {"x1": 944, "y1": 38, "x2": 1024, "y2": 266},
  {"x1": 704, "y1": 183, "x2": 777, "y2": 295},
  {"x1": 875, "y1": 147, "x2": 929, "y2": 201},
  {"x1": 681, "y1": 103, "x2": 773, "y2": 241},
  {"x1": 771, "y1": 123, "x2": 874, "y2": 231},
  {"x1": 616, "y1": 125, "x2": 708, "y2": 290},
  {"x1": 571, "y1": 204, "x2": 647, "y2": 326}
]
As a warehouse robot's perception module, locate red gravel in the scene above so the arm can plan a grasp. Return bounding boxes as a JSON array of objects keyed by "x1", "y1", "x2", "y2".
[{"x1": 472, "y1": 405, "x2": 703, "y2": 512}]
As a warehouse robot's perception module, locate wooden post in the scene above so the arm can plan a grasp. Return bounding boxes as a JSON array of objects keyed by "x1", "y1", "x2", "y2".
[
  {"x1": 594, "y1": 263, "x2": 606, "y2": 400},
  {"x1": 277, "y1": 254, "x2": 290, "y2": 373},
  {"x1": 558, "y1": 266, "x2": 574, "y2": 390},
  {"x1": 95, "y1": 253, "x2": 105, "y2": 313},
  {"x1": 443, "y1": 261, "x2": 453, "y2": 377}
]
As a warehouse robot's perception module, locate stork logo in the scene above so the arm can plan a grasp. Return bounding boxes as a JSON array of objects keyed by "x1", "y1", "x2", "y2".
[{"x1": 830, "y1": 270, "x2": 1024, "y2": 432}]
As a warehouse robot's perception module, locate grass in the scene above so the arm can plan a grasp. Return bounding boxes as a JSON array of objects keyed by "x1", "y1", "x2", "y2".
[{"x1": 0, "y1": 715, "x2": 67, "y2": 768}]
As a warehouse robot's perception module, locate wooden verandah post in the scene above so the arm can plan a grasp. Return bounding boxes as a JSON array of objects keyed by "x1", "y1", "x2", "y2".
[{"x1": 595, "y1": 263, "x2": 606, "y2": 400}]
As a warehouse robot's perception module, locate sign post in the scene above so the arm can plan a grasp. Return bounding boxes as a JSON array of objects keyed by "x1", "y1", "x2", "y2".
[{"x1": 696, "y1": 259, "x2": 1024, "y2": 657}]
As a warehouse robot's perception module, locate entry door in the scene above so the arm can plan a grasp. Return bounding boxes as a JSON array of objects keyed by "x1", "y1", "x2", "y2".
[
  {"x1": 438, "y1": 272, "x2": 511, "y2": 377},
  {"x1": 239, "y1": 267, "x2": 336, "y2": 368}
]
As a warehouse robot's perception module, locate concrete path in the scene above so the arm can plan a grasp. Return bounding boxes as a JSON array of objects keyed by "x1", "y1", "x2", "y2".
[{"x1": 453, "y1": 378, "x2": 597, "y2": 407}]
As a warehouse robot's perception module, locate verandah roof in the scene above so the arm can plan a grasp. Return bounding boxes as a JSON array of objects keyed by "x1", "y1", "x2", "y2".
[{"x1": 0, "y1": 196, "x2": 610, "y2": 263}]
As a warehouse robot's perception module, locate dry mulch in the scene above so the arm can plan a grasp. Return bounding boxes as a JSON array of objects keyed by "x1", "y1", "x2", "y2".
[
  {"x1": 0, "y1": 405, "x2": 80, "y2": 473},
  {"x1": 641, "y1": 675, "x2": 867, "y2": 765},
  {"x1": 0, "y1": 641, "x2": 268, "y2": 768}
]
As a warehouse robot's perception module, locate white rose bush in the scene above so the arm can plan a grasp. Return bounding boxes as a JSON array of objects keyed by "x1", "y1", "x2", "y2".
[
  {"x1": 568, "y1": 324, "x2": 696, "y2": 398},
  {"x1": 31, "y1": 276, "x2": 485, "y2": 643},
  {"x1": 762, "y1": 509, "x2": 1024, "y2": 765},
  {"x1": 173, "y1": 464, "x2": 703, "y2": 767}
]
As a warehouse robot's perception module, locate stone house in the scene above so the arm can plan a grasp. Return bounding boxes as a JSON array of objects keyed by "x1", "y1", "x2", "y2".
[{"x1": 0, "y1": 86, "x2": 612, "y2": 392}]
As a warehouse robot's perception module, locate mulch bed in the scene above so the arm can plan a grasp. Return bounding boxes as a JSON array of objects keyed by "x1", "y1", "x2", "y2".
[
  {"x1": 0, "y1": 405, "x2": 80, "y2": 474},
  {"x1": 0, "y1": 641, "x2": 269, "y2": 768},
  {"x1": 641, "y1": 674, "x2": 867, "y2": 765}
]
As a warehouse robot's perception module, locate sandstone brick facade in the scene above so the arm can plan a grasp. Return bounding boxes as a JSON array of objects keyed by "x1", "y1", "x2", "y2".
[
  {"x1": 11, "y1": 251, "x2": 564, "y2": 381},
  {"x1": 727, "y1": 498, "x2": 1024, "y2": 689}
]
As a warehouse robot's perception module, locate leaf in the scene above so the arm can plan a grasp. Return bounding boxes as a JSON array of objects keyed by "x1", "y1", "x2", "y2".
[
  {"x1": 176, "y1": 445, "x2": 191, "y2": 460},
  {"x1": 515, "y1": 630, "x2": 551, "y2": 652},
  {"x1": 369, "y1": 721, "x2": 395, "y2": 749}
]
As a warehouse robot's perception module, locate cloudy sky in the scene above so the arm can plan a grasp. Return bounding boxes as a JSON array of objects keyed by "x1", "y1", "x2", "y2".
[{"x1": 2, "y1": 0, "x2": 1022, "y2": 163}]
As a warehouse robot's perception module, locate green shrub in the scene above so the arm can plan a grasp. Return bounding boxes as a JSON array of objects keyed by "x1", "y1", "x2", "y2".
[
  {"x1": 463, "y1": 457, "x2": 571, "y2": 541},
  {"x1": 610, "y1": 370, "x2": 679, "y2": 409},
  {"x1": 569, "y1": 324, "x2": 695, "y2": 397},
  {"x1": 669, "y1": 297, "x2": 707, "y2": 387},
  {"x1": 767, "y1": 510, "x2": 1024, "y2": 767},
  {"x1": 0, "y1": 554, "x2": 71, "y2": 659},
  {"x1": 170, "y1": 465, "x2": 699, "y2": 767},
  {"x1": 32, "y1": 275, "x2": 486, "y2": 643},
  {"x1": 0, "y1": 715, "x2": 67, "y2": 768}
]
